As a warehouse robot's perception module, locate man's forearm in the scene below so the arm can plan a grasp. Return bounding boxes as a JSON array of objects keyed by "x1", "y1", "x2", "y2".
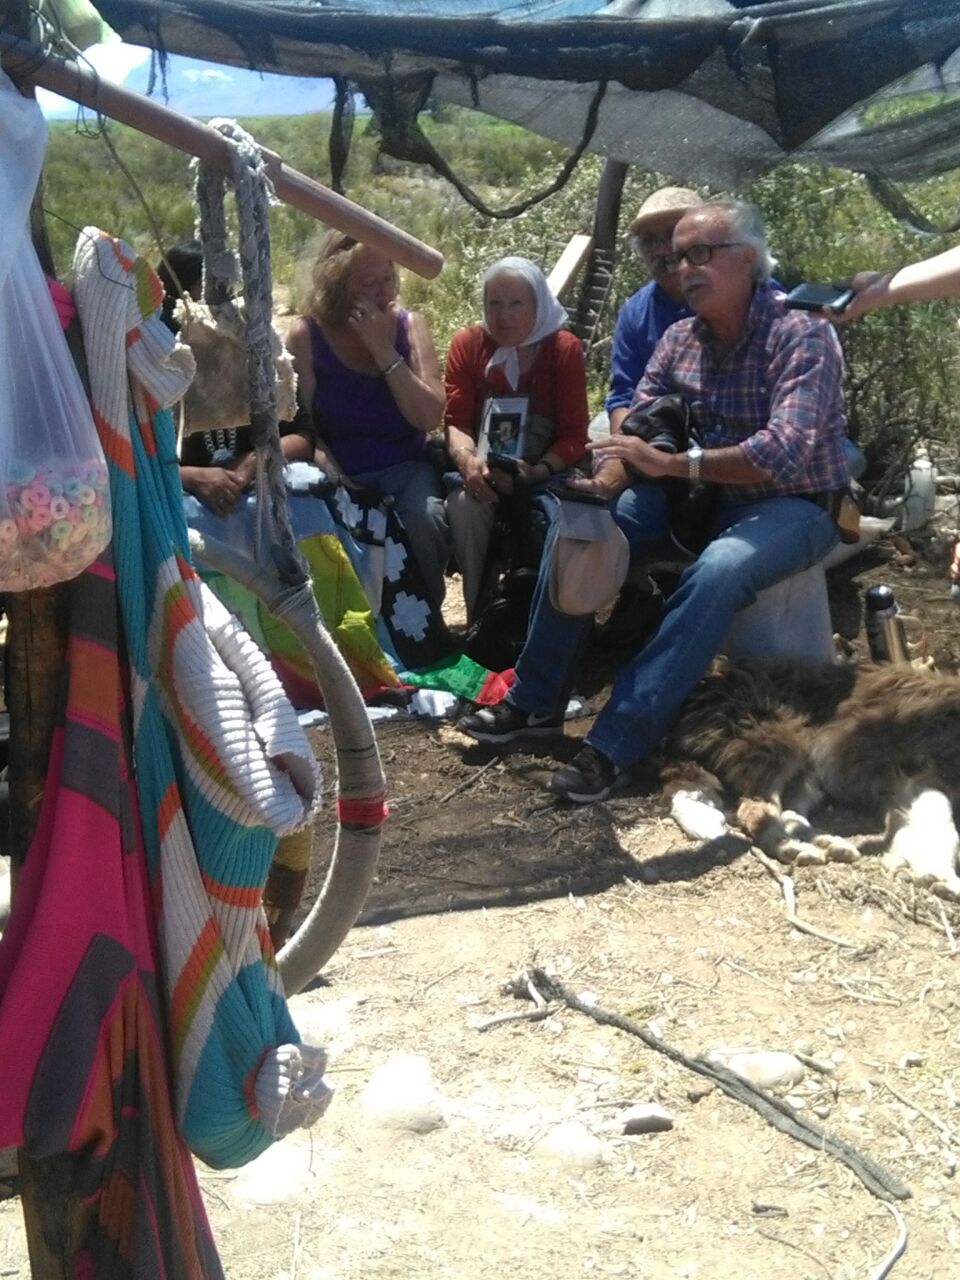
[{"x1": 670, "y1": 444, "x2": 770, "y2": 486}]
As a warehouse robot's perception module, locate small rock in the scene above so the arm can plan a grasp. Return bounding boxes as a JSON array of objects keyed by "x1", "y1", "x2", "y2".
[
  {"x1": 358, "y1": 1053, "x2": 446, "y2": 1133},
  {"x1": 788, "y1": 970, "x2": 816, "y2": 985},
  {"x1": 812, "y1": 1103, "x2": 833, "y2": 1120},
  {"x1": 784, "y1": 1094, "x2": 806, "y2": 1111},
  {"x1": 723, "y1": 1051, "x2": 806, "y2": 1092},
  {"x1": 899, "y1": 1051, "x2": 925, "y2": 1069},
  {"x1": 687, "y1": 1080, "x2": 716, "y2": 1103},
  {"x1": 620, "y1": 1103, "x2": 675, "y2": 1135},
  {"x1": 533, "y1": 1120, "x2": 605, "y2": 1171},
  {"x1": 229, "y1": 1139, "x2": 327, "y2": 1204}
]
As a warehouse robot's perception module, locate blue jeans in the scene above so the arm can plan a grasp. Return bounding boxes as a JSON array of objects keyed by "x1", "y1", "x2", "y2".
[
  {"x1": 354, "y1": 459, "x2": 449, "y2": 608},
  {"x1": 509, "y1": 485, "x2": 839, "y2": 768}
]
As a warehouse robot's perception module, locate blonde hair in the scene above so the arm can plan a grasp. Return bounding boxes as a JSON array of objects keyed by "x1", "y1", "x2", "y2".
[{"x1": 303, "y1": 230, "x2": 398, "y2": 328}]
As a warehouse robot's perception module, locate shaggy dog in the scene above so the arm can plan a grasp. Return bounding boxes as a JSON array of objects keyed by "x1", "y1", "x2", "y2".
[{"x1": 661, "y1": 658, "x2": 960, "y2": 898}]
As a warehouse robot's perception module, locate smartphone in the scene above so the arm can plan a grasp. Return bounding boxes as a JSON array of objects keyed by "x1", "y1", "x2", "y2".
[
  {"x1": 547, "y1": 481, "x2": 610, "y2": 506},
  {"x1": 784, "y1": 282, "x2": 855, "y2": 313},
  {"x1": 487, "y1": 452, "x2": 521, "y2": 474}
]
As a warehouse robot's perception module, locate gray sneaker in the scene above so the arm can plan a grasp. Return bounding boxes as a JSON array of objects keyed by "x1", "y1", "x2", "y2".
[{"x1": 457, "y1": 701, "x2": 563, "y2": 744}]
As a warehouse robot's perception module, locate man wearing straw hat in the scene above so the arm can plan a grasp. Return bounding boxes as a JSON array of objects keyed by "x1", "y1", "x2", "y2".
[
  {"x1": 605, "y1": 186, "x2": 704, "y2": 434},
  {"x1": 596, "y1": 187, "x2": 703, "y2": 643}
]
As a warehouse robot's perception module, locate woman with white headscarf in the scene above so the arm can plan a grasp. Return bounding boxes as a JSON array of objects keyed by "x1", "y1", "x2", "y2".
[{"x1": 444, "y1": 256, "x2": 590, "y2": 623}]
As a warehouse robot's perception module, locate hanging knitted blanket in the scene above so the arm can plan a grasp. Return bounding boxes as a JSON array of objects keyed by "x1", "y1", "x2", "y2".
[
  {"x1": 0, "y1": 550, "x2": 225, "y2": 1277},
  {"x1": 72, "y1": 227, "x2": 330, "y2": 1169}
]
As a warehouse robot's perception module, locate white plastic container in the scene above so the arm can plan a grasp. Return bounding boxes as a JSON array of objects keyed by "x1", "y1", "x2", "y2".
[{"x1": 899, "y1": 455, "x2": 936, "y2": 533}]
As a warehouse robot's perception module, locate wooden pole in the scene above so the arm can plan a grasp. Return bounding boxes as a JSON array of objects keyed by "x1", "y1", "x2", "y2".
[
  {"x1": 0, "y1": 32, "x2": 444, "y2": 280},
  {"x1": 592, "y1": 157, "x2": 628, "y2": 253}
]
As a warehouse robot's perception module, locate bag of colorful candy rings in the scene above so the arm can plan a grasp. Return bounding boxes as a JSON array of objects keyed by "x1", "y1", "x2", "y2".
[{"x1": 0, "y1": 246, "x2": 111, "y2": 592}]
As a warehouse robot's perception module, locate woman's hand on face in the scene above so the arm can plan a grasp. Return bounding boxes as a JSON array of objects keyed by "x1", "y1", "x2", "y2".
[{"x1": 348, "y1": 299, "x2": 400, "y2": 364}]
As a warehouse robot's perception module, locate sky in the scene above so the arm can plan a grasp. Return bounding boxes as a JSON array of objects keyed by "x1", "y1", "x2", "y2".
[{"x1": 37, "y1": 36, "x2": 336, "y2": 120}]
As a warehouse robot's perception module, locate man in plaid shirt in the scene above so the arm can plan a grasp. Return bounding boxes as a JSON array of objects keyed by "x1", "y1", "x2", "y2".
[{"x1": 459, "y1": 199, "x2": 850, "y2": 803}]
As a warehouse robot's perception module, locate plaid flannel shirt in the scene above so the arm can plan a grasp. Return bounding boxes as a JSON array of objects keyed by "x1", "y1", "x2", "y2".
[{"x1": 632, "y1": 285, "x2": 850, "y2": 500}]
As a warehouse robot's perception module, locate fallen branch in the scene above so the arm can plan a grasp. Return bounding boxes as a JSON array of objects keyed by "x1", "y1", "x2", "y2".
[
  {"x1": 870, "y1": 1203, "x2": 908, "y2": 1280},
  {"x1": 505, "y1": 967, "x2": 910, "y2": 1203},
  {"x1": 440, "y1": 758, "x2": 499, "y2": 804},
  {"x1": 756, "y1": 1228, "x2": 832, "y2": 1279},
  {"x1": 749, "y1": 847, "x2": 857, "y2": 948},
  {"x1": 877, "y1": 1076, "x2": 957, "y2": 1147},
  {"x1": 476, "y1": 1006, "x2": 556, "y2": 1032}
]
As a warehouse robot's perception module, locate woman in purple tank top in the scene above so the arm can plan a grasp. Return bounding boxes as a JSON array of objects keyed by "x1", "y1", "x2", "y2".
[{"x1": 286, "y1": 231, "x2": 450, "y2": 606}]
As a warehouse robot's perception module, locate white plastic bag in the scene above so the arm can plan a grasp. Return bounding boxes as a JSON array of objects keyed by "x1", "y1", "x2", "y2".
[{"x1": 0, "y1": 74, "x2": 110, "y2": 592}]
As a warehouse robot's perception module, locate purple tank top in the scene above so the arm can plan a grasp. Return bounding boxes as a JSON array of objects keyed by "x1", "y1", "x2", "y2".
[{"x1": 306, "y1": 312, "x2": 426, "y2": 476}]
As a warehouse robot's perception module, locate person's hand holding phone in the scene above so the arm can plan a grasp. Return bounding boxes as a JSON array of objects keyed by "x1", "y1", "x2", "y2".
[
  {"x1": 784, "y1": 282, "x2": 855, "y2": 315},
  {"x1": 821, "y1": 271, "x2": 896, "y2": 324}
]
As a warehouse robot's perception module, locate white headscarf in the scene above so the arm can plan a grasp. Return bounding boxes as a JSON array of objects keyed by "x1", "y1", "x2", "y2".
[{"x1": 481, "y1": 256, "x2": 569, "y2": 391}]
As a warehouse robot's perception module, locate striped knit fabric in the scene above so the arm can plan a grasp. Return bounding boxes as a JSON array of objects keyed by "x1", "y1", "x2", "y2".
[
  {"x1": 0, "y1": 552, "x2": 224, "y2": 1277},
  {"x1": 73, "y1": 228, "x2": 329, "y2": 1169}
]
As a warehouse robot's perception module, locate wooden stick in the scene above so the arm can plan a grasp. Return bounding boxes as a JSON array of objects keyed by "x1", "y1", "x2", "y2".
[
  {"x1": 870, "y1": 1203, "x2": 908, "y2": 1280},
  {"x1": 1, "y1": 33, "x2": 444, "y2": 280},
  {"x1": 748, "y1": 847, "x2": 857, "y2": 948},
  {"x1": 439, "y1": 757, "x2": 498, "y2": 804}
]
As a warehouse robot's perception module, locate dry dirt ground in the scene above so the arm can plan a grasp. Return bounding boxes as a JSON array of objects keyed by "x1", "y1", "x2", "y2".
[{"x1": 4, "y1": 531, "x2": 960, "y2": 1279}]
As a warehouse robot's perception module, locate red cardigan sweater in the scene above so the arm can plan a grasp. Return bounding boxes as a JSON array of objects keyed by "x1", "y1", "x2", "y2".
[{"x1": 443, "y1": 325, "x2": 589, "y2": 469}]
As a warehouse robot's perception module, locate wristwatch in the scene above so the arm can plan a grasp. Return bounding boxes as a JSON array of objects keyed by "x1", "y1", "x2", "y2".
[{"x1": 687, "y1": 444, "x2": 704, "y2": 484}]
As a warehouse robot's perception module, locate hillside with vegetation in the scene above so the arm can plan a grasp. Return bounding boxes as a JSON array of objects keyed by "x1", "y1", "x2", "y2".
[{"x1": 41, "y1": 103, "x2": 960, "y2": 492}]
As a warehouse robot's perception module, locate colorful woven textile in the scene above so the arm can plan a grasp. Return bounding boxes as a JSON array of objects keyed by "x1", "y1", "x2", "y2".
[
  {"x1": 188, "y1": 489, "x2": 401, "y2": 702},
  {"x1": 186, "y1": 474, "x2": 460, "y2": 708},
  {"x1": 402, "y1": 651, "x2": 515, "y2": 705},
  {"x1": 0, "y1": 553, "x2": 224, "y2": 1277},
  {"x1": 73, "y1": 227, "x2": 328, "y2": 1169}
]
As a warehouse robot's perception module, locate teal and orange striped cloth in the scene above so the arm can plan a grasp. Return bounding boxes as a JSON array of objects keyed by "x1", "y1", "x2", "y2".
[
  {"x1": 73, "y1": 227, "x2": 330, "y2": 1170},
  {"x1": 0, "y1": 550, "x2": 225, "y2": 1276}
]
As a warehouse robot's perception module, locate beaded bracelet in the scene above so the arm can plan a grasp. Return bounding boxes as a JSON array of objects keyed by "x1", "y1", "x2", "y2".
[{"x1": 380, "y1": 355, "x2": 405, "y2": 378}]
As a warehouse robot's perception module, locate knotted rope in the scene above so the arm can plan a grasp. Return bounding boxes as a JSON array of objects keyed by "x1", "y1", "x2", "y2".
[{"x1": 194, "y1": 120, "x2": 308, "y2": 593}]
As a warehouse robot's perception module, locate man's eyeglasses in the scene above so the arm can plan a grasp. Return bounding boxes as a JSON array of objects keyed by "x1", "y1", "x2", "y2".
[{"x1": 653, "y1": 242, "x2": 745, "y2": 273}]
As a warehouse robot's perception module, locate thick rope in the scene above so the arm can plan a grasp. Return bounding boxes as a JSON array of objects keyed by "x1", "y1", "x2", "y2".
[{"x1": 193, "y1": 123, "x2": 305, "y2": 583}]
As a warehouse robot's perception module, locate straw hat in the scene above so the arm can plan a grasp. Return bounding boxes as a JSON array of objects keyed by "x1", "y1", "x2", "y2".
[{"x1": 629, "y1": 186, "x2": 703, "y2": 238}]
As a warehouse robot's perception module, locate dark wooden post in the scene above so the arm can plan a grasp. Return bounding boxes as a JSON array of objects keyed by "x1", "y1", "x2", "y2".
[{"x1": 592, "y1": 157, "x2": 629, "y2": 254}]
